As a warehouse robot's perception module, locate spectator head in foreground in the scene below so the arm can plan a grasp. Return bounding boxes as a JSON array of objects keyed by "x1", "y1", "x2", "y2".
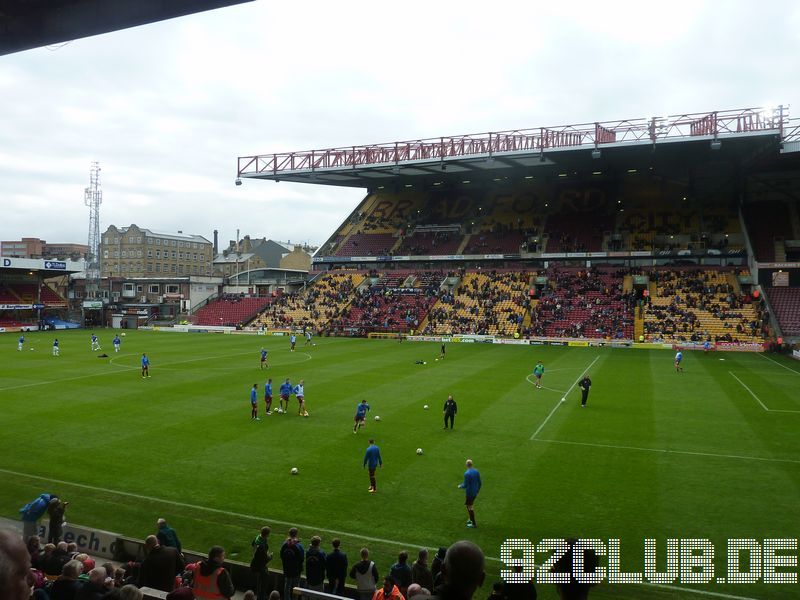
[
  {"x1": 551, "y1": 538, "x2": 599, "y2": 600},
  {"x1": 0, "y1": 529, "x2": 32, "y2": 600},
  {"x1": 441, "y1": 540, "x2": 485, "y2": 600}
]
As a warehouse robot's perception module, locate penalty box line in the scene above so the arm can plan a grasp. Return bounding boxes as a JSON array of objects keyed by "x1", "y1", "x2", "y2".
[
  {"x1": 531, "y1": 438, "x2": 800, "y2": 465},
  {"x1": 729, "y1": 371, "x2": 800, "y2": 414},
  {"x1": 0, "y1": 466, "x2": 762, "y2": 600},
  {"x1": 530, "y1": 355, "x2": 600, "y2": 440}
]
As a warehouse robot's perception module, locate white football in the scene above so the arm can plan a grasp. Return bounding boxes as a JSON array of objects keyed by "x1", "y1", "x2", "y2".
[
  {"x1": 121, "y1": 333, "x2": 126, "y2": 337},
  {"x1": 561, "y1": 398, "x2": 566, "y2": 402},
  {"x1": 423, "y1": 404, "x2": 429, "y2": 410},
  {"x1": 30, "y1": 348, "x2": 34, "y2": 351},
  {"x1": 374, "y1": 415, "x2": 380, "y2": 421},
  {"x1": 416, "y1": 448, "x2": 423, "y2": 455},
  {"x1": 291, "y1": 467, "x2": 298, "y2": 475}
]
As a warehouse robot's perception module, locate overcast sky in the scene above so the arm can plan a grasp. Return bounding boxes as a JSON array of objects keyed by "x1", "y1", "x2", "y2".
[{"x1": 1, "y1": 0, "x2": 798, "y2": 250}]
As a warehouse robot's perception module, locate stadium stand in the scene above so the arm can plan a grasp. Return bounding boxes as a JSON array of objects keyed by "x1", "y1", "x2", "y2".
[
  {"x1": 1, "y1": 282, "x2": 66, "y2": 305},
  {"x1": 766, "y1": 287, "x2": 800, "y2": 336},
  {"x1": 193, "y1": 294, "x2": 273, "y2": 327},
  {"x1": 529, "y1": 268, "x2": 634, "y2": 339},
  {"x1": 743, "y1": 201, "x2": 794, "y2": 261},
  {"x1": 643, "y1": 269, "x2": 765, "y2": 343},
  {"x1": 423, "y1": 270, "x2": 531, "y2": 337},
  {"x1": 253, "y1": 271, "x2": 366, "y2": 331}
]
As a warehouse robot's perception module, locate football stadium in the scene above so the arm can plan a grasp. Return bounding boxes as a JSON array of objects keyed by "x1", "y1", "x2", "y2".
[{"x1": 3, "y1": 4, "x2": 800, "y2": 600}]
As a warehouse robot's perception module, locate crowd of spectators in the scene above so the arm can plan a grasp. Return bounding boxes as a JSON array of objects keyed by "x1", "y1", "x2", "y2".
[
  {"x1": 526, "y1": 268, "x2": 634, "y2": 339},
  {"x1": 643, "y1": 270, "x2": 766, "y2": 342},
  {"x1": 4, "y1": 523, "x2": 601, "y2": 600}
]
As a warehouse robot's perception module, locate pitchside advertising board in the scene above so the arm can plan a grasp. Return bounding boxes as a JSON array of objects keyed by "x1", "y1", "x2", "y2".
[{"x1": 35, "y1": 521, "x2": 119, "y2": 559}]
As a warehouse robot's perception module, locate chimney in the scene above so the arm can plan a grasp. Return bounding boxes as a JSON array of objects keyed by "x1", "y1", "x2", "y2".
[{"x1": 213, "y1": 229, "x2": 219, "y2": 255}]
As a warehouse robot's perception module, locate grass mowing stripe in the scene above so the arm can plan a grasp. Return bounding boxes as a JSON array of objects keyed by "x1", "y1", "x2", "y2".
[
  {"x1": 530, "y1": 355, "x2": 599, "y2": 440},
  {"x1": 532, "y1": 438, "x2": 800, "y2": 465}
]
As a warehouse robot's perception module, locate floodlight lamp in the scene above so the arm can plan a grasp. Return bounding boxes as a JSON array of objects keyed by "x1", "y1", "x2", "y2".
[{"x1": 235, "y1": 178, "x2": 242, "y2": 186}]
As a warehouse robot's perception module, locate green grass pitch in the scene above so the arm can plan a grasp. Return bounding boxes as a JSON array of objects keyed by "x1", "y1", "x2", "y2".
[{"x1": 2, "y1": 329, "x2": 800, "y2": 600}]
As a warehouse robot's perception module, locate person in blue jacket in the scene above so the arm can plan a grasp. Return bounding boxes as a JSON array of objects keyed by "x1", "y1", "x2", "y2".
[
  {"x1": 279, "y1": 378, "x2": 293, "y2": 413},
  {"x1": 458, "y1": 459, "x2": 482, "y2": 528},
  {"x1": 363, "y1": 439, "x2": 383, "y2": 493}
]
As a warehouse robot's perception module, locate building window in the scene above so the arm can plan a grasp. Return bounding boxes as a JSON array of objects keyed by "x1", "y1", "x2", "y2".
[
  {"x1": 147, "y1": 250, "x2": 152, "y2": 258},
  {"x1": 178, "y1": 265, "x2": 184, "y2": 274},
  {"x1": 149, "y1": 284, "x2": 160, "y2": 293},
  {"x1": 166, "y1": 284, "x2": 179, "y2": 294},
  {"x1": 136, "y1": 250, "x2": 142, "y2": 258},
  {"x1": 147, "y1": 238, "x2": 153, "y2": 245},
  {"x1": 156, "y1": 239, "x2": 161, "y2": 245},
  {"x1": 103, "y1": 250, "x2": 109, "y2": 258},
  {"x1": 171, "y1": 264, "x2": 176, "y2": 272},
  {"x1": 114, "y1": 251, "x2": 119, "y2": 258},
  {"x1": 155, "y1": 264, "x2": 161, "y2": 272},
  {"x1": 172, "y1": 251, "x2": 176, "y2": 258},
  {"x1": 147, "y1": 264, "x2": 153, "y2": 273}
]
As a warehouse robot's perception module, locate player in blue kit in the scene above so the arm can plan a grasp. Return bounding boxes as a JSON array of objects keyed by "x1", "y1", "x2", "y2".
[
  {"x1": 353, "y1": 399, "x2": 370, "y2": 433},
  {"x1": 52, "y1": 338, "x2": 60, "y2": 356},
  {"x1": 363, "y1": 439, "x2": 382, "y2": 493},
  {"x1": 113, "y1": 335, "x2": 121, "y2": 353},
  {"x1": 264, "y1": 378, "x2": 273, "y2": 415},
  {"x1": 279, "y1": 378, "x2": 292, "y2": 413},
  {"x1": 250, "y1": 384, "x2": 260, "y2": 420},
  {"x1": 260, "y1": 347, "x2": 268, "y2": 369},
  {"x1": 141, "y1": 353, "x2": 151, "y2": 378},
  {"x1": 91, "y1": 333, "x2": 101, "y2": 351},
  {"x1": 674, "y1": 350, "x2": 683, "y2": 373},
  {"x1": 458, "y1": 459, "x2": 482, "y2": 528},
  {"x1": 18, "y1": 335, "x2": 25, "y2": 351}
]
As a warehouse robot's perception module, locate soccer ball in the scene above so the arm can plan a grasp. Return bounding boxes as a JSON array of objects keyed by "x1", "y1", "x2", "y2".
[
  {"x1": 561, "y1": 397, "x2": 566, "y2": 402},
  {"x1": 416, "y1": 448, "x2": 424, "y2": 455},
  {"x1": 276, "y1": 408, "x2": 283, "y2": 414},
  {"x1": 121, "y1": 333, "x2": 126, "y2": 337},
  {"x1": 291, "y1": 467, "x2": 298, "y2": 475},
  {"x1": 374, "y1": 415, "x2": 381, "y2": 421},
  {"x1": 303, "y1": 411, "x2": 309, "y2": 417},
  {"x1": 29, "y1": 348, "x2": 34, "y2": 351},
  {"x1": 435, "y1": 358, "x2": 439, "y2": 361},
  {"x1": 423, "y1": 404, "x2": 429, "y2": 410}
]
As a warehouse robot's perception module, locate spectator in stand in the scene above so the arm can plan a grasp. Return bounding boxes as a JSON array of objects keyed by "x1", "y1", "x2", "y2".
[
  {"x1": 407, "y1": 584, "x2": 430, "y2": 599},
  {"x1": 45, "y1": 541, "x2": 72, "y2": 578},
  {"x1": 250, "y1": 526, "x2": 272, "y2": 600},
  {"x1": 115, "y1": 586, "x2": 144, "y2": 600},
  {"x1": 375, "y1": 575, "x2": 405, "y2": 600},
  {"x1": 193, "y1": 546, "x2": 234, "y2": 599},
  {"x1": 50, "y1": 560, "x2": 83, "y2": 600},
  {"x1": 325, "y1": 538, "x2": 348, "y2": 595},
  {"x1": 26, "y1": 534, "x2": 42, "y2": 569},
  {"x1": 305, "y1": 535, "x2": 326, "y2": 592},
  {"x1": 0, "y1": 530, "x2": 32, "y2": 600},
  {"x1": 550, "y1": 538, "x2": 599, "y2": 600},
  {"x1": 413, "y1": 541, "x2": 486, "y2": 600},
  {"x1": 139, "y1": 534, "x2": 184, "y2": 592},
  {"x1": 350, "y1": 547, "x2": 379, "y2": 600},
  {"x1": 75, "y1": 566, "x2": 110, "y2": 600},
  {"x1": 411, "y1": 549, "x2": 434, "y2": 591},
  {"x1": 157, "y1": 518, "x2": 182, "y2": 554},
  {"x1": 280, "y1": 528, "x2": 304, "y2": 600},
  {"x1": 430, "y1": 547, "x2": 446, "y2": 588},
  {"x1": 47, "y1": 497, "x2": 68, "y2": 544},
  {"x1": 390, "y1": 551, "x2": 413, "y2": 596}
]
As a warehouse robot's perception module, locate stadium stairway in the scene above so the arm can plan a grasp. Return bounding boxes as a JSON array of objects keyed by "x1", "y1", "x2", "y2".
[
  {"x1": 457, "y1": 234, "x2": 471, "y2": 255},
  {"x1": 726, "y1": 272, "x2": 741, "y2": 295},
  {"x1": 634, "y1": 311, "x2": 644, "y2": 341},
  {"x1": 622, "y1": 274, "x2": 633, "y2": 293}
]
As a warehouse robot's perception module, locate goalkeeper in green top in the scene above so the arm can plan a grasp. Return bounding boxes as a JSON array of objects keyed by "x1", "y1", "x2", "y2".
[{"x1": 533, "y1": 361, "x2": 545, "y2": 389}]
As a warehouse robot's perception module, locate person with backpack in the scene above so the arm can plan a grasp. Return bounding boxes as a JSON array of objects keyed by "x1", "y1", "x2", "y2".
[
  {"x1": 280, "y1": 528, "x2": 304, "y2": 600},
  {"x1": 304, "y1": 536, "x2": 326, "y2": 592},
  {"x1": 19, "y1": 493, "x2": 52, "y2": 539}
]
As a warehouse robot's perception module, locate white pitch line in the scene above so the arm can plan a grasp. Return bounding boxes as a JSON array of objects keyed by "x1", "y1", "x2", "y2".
[
  {"x1": 0, "y1": 466, "x2": 763, "y2": 600},
  {"x1": 532, "y1": 438, "x2": 800, "y2": 465},
  {"x1": 523, "y1": 374, "x2": 566, "y2": 395},
  {"x1": 729, "y1": 372, "x2": 800, "y2": 414},
  {"x1": 728, "y1": 372, "x2": 769, "y2": 411},
  {"x1": 530, "y1": 355, "x2": 600, "y2": 440},
  {"x1": 758, "y1": 352, "x2": 800, "y2": 375}
]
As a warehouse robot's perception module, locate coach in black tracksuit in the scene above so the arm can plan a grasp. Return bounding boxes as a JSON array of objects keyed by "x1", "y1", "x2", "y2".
[
  {"x1": 579, "y1": 375, "x2": 592, "y2": 407},
  {"x1": 443, "y1": 395, "x2": 457, "y2": 429}
]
